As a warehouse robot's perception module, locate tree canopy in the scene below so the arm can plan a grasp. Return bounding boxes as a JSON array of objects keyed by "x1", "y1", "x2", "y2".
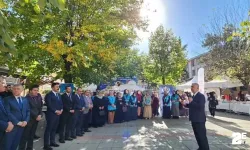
[
  {"x1": 145, "y1": 25, "x2": 187, "y2": 85},
  {"x1": 0, "y1": 0, "x2": 147, "y2": 86},
  {"x1": 202, "y1": 24, "x2": 250, "y2": 88}
]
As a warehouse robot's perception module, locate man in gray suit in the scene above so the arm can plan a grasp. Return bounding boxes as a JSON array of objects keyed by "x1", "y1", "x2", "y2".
[{"x1": 81, "y1": 90, "x2": 93, "y2": 133}]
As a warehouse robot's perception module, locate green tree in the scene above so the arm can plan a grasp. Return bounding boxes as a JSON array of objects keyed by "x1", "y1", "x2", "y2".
[
  {"x1": 147, "y1": 25, "x2": 187, "y2": 85},
  {"x1": 2, "y1": 0, "x2": 146, "y2": 85},
  {"x1": 202, "y1": 24, "x2": 250, "y2": 90}
]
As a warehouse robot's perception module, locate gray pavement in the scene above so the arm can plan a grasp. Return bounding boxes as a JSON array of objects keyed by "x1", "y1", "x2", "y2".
[{"x1": 33, "y1": 112, "x2": 250, "y2": 150}]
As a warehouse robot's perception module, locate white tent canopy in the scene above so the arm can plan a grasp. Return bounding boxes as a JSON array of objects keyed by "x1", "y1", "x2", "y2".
[
  {"x1": 205, "y1": 79, "x2": 243, "y2": 88},
  {"x1": 176, "y1": 76, "x2": 198, "y2": 90},
  {"x1": 176, "y1": 76, "x2": 243, "y2": 90}
]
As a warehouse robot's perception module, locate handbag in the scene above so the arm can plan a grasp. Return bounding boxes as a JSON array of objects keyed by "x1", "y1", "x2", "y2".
[
  {"x1": 122, "y1": 106, "x2": 128, "y2": 112},
  {"x1": 99, "y1": 110, "x2": 106, "y2": 116}
]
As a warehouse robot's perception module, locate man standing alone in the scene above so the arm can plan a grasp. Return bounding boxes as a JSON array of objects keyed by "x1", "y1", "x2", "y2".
[{"x1": 182, "y1": 83, "x2": 209, "y2": 150}]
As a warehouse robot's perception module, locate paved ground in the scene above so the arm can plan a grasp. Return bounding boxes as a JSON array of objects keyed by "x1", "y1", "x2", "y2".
[{"x1": 33, "y1": 112, "x2": 250, "y2": 150}]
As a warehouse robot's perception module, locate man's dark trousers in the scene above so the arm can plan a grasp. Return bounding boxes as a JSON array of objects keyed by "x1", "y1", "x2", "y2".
[
  {"x1": 59, "y1": 112, "x2": 73, "y2": 140},
  {"x1": 44, "y1": 113, "x2": 60, "y2": 146},
  {"x1": 192, "y1": 122, "x2": 209, "y2": 150},
  {"x1": 19, "y1": 119, "x2": 39, "y2": 150},
  {"x1": 76, "y1": 111, "x2": 83, "y2": 135}
]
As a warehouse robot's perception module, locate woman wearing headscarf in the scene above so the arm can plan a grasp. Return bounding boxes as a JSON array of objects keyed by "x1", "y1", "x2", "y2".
[
  {"x1": 122, "y1": 89, "x2": 131, "y2": 121},
  {"x1": 151, "y1": 92, "x2": 159, "y2": 117},
  {"x1": 129, "y1": 92, "x2": 138, "y2": 120},
  {"x1": 143, "y1": 92, "x2": 152, "y2": 119},
  {"x1": 171, "y1": 90, "x2": 180, "y2": 119},
  {"x1": 136, "y1": 90, "x2": 143, "y2": 118},
  {"x1": 114, "y1": 92, "x2": 124, "y2": 123},
  {"x1": 162, "y1": 91, "x2": 171, "y2": 119},
  {"x1": 108, "y1": 91, "x2": 116, "y2": 124},
  {"x1": 208, "y1": 92, "x2": 218, "y2": 117},
  {"x1": 92, "y1": 91, "x2": 106, "y2": 127}
]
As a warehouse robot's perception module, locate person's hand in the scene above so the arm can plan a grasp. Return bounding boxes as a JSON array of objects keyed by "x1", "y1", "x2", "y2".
[
  {"x1": 70, "y1": 110, "x2": 75, "y2": 113},
  {"x1": 17, "y1": 122, "x2": 23, "y2": 127},
  {"x1": 6, "y1": 122, "x2": 14, "y2": 132},
  {"x1": 22, "y1": 121, "x2": 27, "y2": 127},
  {"x1": 99, "y1": 107, "x2": 101, "y2": 109},
  {"x1": 36, "y1": 115, "x2": 42, "y2": 121},
  {"x1": 188, "y1": 97, "x2": 193, "y2": 102},
  {"x1": 55, "y1": 110, "x2": 61, "y2": 115},
  {"x1": 82, "y1": 107, "x2": 85, "y2": 111}
]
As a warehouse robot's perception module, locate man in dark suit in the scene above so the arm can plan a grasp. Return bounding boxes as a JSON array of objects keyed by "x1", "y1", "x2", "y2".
[
  {"x1": 19, "y1": 85, "x2": 43, "y2": 150},
  {"x1": 71, "y1": 88, "x2": 85, "y2": 138},
  {"x1": 0, "y1": 83, "x2": 14, "y2": 149},
  {"x1": 58, "y1": 86, "x2": 75, "y2": 143},
  {"x1": 44, "y1": 83, "x2": 63, "y2": 150},
  {"x1": 182, "y1": 83, "x2": 209, "y2": 150},
  {"x1": 4, "y1": 84, "x2": 30, "y2": 150}
]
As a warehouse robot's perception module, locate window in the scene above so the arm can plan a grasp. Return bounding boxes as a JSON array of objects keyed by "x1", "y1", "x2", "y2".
[
  {"x1": 192, "y1": 70, "x2": 195, "y2": 76},
  {"x1": 191, "y1": 60, "x2": 195, "y2": 67}
]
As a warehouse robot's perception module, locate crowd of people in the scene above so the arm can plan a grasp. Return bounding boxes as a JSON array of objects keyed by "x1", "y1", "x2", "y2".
[{"x1": 0, "y1": 82, "x2": 216, "y2": 150}]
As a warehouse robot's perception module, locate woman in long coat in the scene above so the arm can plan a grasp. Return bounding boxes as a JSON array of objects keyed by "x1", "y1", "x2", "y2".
[
  {"x1": 162, "y1": 91, "x2": 171, "y2": 119},
  {"x1": 92, "y1": 91, "x2": 106, "y2": 127},
  {"x1": 151, "y1": 92, "x2": 159, "y2": 117},
  {"x1": 171, "y1": 91, "x2": 180, "y2": 119},
  {"x1": 122, "y1": 89, "x2": 131, "y2": 121},
  {"x1": 114, "y1": 92, "x2": 124, "y2": 123},
  {"x1": 143, "y1": 92, "x2": 152, "y2": 119},
  {"x1": 136, "y1": 91, "x2": 143, "y2": 118},
  {"x1": 129, "y1": 92, "x2": 138, "y2": 120}
]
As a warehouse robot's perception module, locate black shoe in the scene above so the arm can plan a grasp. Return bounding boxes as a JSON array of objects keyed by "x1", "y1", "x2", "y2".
[
  {"x1": 84, "y1": 129, "x2": 91, "y2": 132},
  {"x1": 50, "y1": 143, "x2": 59, "y2": 147},
  {"x1": 65, "y1": 137, "x2": 73, "y2": 141},
  {"x1": 82, "y1": 132, "x2": 85, "y2": 134},
  {"x1": 59, "y1": 139, "x2": 65, "y2": 143},
  {"x1": 43, "y1": 146, "x2": 53, "y2": 150},
  {"x1": 71, "y1": 136, "x2": 76, "y2": 139},
  {"x1": 77, "y1": 134, "x2": 83, "y2": 137},
  {"x1": 34, "y1": 135, "x2": 40, "y2": 139}
]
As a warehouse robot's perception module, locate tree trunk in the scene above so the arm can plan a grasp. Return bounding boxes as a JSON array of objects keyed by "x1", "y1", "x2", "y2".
[
  {"x1": 162, "y1": 76, "x2": 165, "y2": 85},
  {"x1": 62, "y1": 55, "x2": 73, "y2": 83}
]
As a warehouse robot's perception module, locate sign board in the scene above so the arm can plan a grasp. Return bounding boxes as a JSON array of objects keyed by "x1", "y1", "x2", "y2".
[
  {"x1": 198, "y1": 68, "x2": 205, "y2": 94},
  {"x1": 59, "y1": 83, "x2": 74, "y2": 93},
  {"x1": 158, "y1": 85, "x2": 175, "y2": 117}
]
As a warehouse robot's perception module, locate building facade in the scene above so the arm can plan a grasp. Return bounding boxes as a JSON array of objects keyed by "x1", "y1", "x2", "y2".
[{"x1": 186, "y1": 52, "x2": 208, "y2": 80}]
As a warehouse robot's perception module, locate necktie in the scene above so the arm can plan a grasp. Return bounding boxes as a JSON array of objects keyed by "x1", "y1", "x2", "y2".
[
  {"x1": 56, "y1": 93, "x2": 60, "y2": 101},
  {"x1": 69, "y1": 94, "x2": 72, "y2": 101},
  {"x1": 18, "y1": 97, "x2": 23, "y2": 110}
]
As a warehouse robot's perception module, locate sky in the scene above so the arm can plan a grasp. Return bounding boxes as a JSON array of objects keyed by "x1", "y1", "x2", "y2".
[{"x1": 136, "y1": 0, "x2": 250, "y2": 59}]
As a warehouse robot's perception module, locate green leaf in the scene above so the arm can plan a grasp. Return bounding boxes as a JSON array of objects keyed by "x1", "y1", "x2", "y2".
[
  {"x1": 37, "y1": 0, "x2": 46, "y2": 11},
  {"x1": 49, "y1": 0, "x2": 58, "y2": 8},
  {"x1": 57, "y1": 0, "x2": 65, "y2": 10},
  {"x1": 0, "y1": 16, "x2": 3, "y2": 25},
  {"x1": 34, "y1": 4, "x2": 41, "y2": 13},
  {"x1": 226, "y1": 36, "x2": 233, "y2": 42}
]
